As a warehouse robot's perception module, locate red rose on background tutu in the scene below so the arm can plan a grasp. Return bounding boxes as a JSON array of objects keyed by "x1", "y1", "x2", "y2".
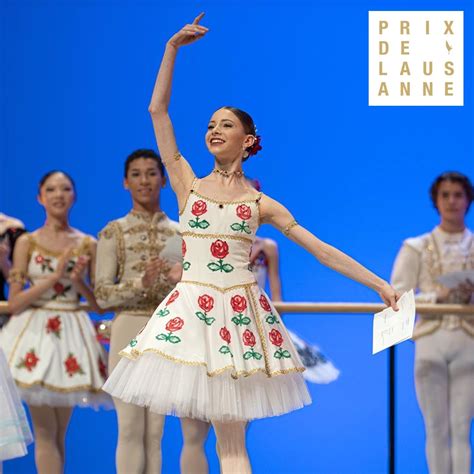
[
  {"x1": 46, "y1": 315, "x2": 61, "y2": 334},
  {"x1": 259, "y1": 295, "x2": 272, "y2": 312},
  {"x1": 24, "y1": 351, "x2": 39, "y2": 371},
  {"x1": 191, "y1": 200, "x2": 207, "y2": 217},
  {"x1": 166, "y1": 317, "x2": 184, "y2": 332},
  {"x1": 211, "y1": 240, "x2": 229, "y2": 259},
  {"x1": 242, "y1": 329, "x2": 256, "y2": 347},
  {"x1": 35, "y1": 255, "x2": 45, "y2": 264},
  {"x1": 269, "y1": 329, "x2": 284, "y2": 347},
  {"x1": 64, "y1": 354, "x2": 82, "y2": 377},
  {"x1": 182, "y1": 240, "x2": 187, "y2": 257},
  {"x1": 198, "y1": 294, "x2": 214, "y2": 313},
  {"x1": 219, "y1": 327, "x2": 231, "y2": 344},
  {"x1": 54, "y1": 282, "x2": 65, "y2": 294},
  {"x1": 230, "y1": 295, "x2": 247, "y2": 313},
  {"x1": 166, "y1": 290, "x2": 179, "y2": 306},
  {"x1": 236, "y1": 204, "x2": 252, "y2": 221}
]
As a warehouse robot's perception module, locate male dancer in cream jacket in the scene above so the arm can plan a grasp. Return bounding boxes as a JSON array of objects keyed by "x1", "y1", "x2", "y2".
[
  {"x1": 95, "y1": 149, "x2": 209, "y2": 474},
  {"x1": 391, "y1": 172, "x2": 474, "y2": 474}
]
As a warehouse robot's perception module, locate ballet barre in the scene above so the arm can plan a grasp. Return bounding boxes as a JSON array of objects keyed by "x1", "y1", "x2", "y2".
[
  {"x1": 272, "y1": 302, "x2": 474, "y2": 474},
  {"x1": 1, "y1": 300, "x2": 472, "y2": 474}
]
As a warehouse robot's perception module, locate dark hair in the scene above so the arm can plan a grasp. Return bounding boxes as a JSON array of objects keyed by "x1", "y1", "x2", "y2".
[
  {"x1": 124, "y1": 149, "x2": 165, "y2": 177},
  {"x1": 221, "y1": 106, "x2": 262, "y2": 160},
  {"x1": 430, "y1": 171, "x2": 473, "y2": 213},
  {"x1": 38, "y1": 170, "x2": 76, "y2": 194}
]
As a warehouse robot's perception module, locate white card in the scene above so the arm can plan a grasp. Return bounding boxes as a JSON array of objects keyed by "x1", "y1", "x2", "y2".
[
  {"x1": 372, "y1": 290, "x2": 416, "y2": 354},
  {"x1": 438, "y1": 270, "x2": 474, "y2": 289}
]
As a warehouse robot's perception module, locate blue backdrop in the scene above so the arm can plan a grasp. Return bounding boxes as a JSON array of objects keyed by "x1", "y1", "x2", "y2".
[{"x1": 2, "y1": 0, "x2": 473, "y2": 473}]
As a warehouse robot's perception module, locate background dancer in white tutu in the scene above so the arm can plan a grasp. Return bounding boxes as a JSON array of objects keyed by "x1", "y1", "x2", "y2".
[
  {"x1": 1, "y1": 171, "x2": 110, "y2": 474},
  {"x1": 103, "y1": 14, "x2": 399, "y2": 473}
]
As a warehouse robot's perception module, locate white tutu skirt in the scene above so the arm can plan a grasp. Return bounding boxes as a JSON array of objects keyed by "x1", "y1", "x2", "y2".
[
  {"x1": 105, "y1": 353, "x2": 310, "y2": 422},
  {"x1": 103, "y1": 282, "x2": 312, "y2": 421},
  {"x1": 288, "y1": 331, "x2": 340, "y2": 384},
  {"x1": 0, "y1": 349, "x2": 33, "y2": 461},
  {"x1": 0, "y1": 307, "x2": 112, "y2": 409}
]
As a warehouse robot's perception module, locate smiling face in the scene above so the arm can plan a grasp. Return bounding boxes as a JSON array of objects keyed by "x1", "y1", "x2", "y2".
[
  {"x1": 205, "y1": 108, "x2": 255, "y2": 162},
  {"x1": 436, "y1": 180, "x2": 470, "y2": 224},
  {"x1": 124, "y1": 157, "x2": 164, "y2": 208},
  {"x1": 38, "y1": 172, "x2": 76, "y2": 218}
]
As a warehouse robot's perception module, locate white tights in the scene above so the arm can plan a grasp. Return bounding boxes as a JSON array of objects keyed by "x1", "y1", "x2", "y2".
[
  {"x1": 415, "y1": 329, "x2": 474, "y2": 474},
  {"x1": 29, "y1": 405, "x2": 73, "y2": 474}
]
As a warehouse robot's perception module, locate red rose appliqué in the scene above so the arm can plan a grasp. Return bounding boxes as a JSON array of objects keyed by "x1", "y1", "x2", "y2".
[
  {"x1": 210, "y1": 240, "x2": 229, "y2": 260},
  {"x1": 220, "y1": 327, "x2": 231, "y2": 344},
  {"x1": 259, "y1": 295, "x2": 272, "y2": 313},
  {"x1": 198, "y1": 294, "x2": 214, "y2": 313},
  {"x1": 231, "y1": 295, "x2": 247, "y2": 313},
  {"x1": 236, "y1": 204, "x2": 252, "y2": 221},
  {"x1": 165, "y1": 317, "x2": 184, "y2": 333},
  {"x1": 191, "y1": 200, "x2": 207, "y2": 217},
  {"x1": 166, "y1": 290, "x2": 179, "y2": 306},
  {"x1": 242, "y1": 329, "x2": 256, "y2": 347},
  {"x1": 269, "y1": 329, "x2": 284, "y2": 347}
]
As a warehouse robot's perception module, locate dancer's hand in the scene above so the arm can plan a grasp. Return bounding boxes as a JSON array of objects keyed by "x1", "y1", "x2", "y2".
[
  {"x1": 142, "y1": 257, "x2": 170, "y2": 288},
  {"x1": 70, "y1": 255, "x2": 90, "y2": 284},
  {"x1": 53, "y1": 247, "x2": 74, "y2": 281},
  {"x1": 168, "y1": 262, "x2": 183, "y2": 284},
  {"x1": 168, "y1": 13, "x2": 209, "y2": 49},
  {"x1": 378, "y1": 282, "x2": 400, "y2": 310}
]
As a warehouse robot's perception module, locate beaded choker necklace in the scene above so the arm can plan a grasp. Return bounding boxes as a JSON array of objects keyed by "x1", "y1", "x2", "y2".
[{"x1": 212, "y1": 168, "x2": 244, "y2": 179}]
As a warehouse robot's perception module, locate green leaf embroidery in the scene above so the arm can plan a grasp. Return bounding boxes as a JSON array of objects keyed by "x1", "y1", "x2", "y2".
[
  {"x1": 198, "y1": 220, "x2": 210, "y2": 229},
  {"x1": 130, "y1": 339, "x2": 137, "y2": 347},
  {"x1": 157, "y1": 308, "x2": 170, "y2": 318},
  {"x1": 274, "y1": 348, "x2": 291, "y2": 359},
  {"x1": 243, "y1": 225, "x2": 251, "y2": 235},
  {"x1": 265, "y1": 314, "x2": 279, "y2": 324},
  {"x1": 188, "y1": 219, "x2": 197, "y2": 228},
  {"x1": 243, "y1": 348, "x2": 263, "y2": 360},
  {"x1": 231, "y1": 315, "x2": 251, "y2": 326},
  {"x1": 222, "y1": 263, "x2": 235, "y2": 273},
  {"x1": 207, "y1": 262, "x2": 221, "y2": 271},
  {"x1": 230, "y1": 223, "x2": 243, "y2": 231},
  {"x1": 195, "y1": 311, "x2": 207, "y2": 321},
  {"x1": 183, "y1": 261, "x2": 191, "y2": 271},
  {"x1": 219, "y1": 345, "x2": 231, "y2": 355},
  {"x1": 204, "y1": 317, "x2": 215, "y2": 326},
  {"x1": 168, "y1": 335, "x2": 181, "y2": 344},
  {"x1": 155, "y1": 334, "x2": 167, "y2": 341}
]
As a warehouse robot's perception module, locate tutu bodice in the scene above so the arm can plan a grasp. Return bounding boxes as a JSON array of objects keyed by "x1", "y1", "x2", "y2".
[{"x1": 180, "y1": 188, "x2": 260, "y2": 288}]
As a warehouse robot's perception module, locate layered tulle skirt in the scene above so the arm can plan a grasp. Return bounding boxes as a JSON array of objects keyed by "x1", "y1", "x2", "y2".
[
  {"x1": 103, "y1": 281, "x2": 312, "y2": 421},
  {"x1": 0, "y1": 306, "x2": 111, "y2": 408},
  {"x1": 0, "y1": 349, "x2": 33, "y2": 461}
]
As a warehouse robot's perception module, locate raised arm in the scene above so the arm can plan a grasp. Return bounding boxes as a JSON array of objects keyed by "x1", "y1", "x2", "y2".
[
  {"x1": 259, "y1": 195, "x2": 399, "y2": 309},
  {"x1": 148, "y1": 14, "x2": 209, "y2": 209}
]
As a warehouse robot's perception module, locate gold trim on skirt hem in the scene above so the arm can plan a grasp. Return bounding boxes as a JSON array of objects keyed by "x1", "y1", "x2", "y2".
[{"x1": 119, "y1": 348, "x2": 305, "y2": 379}]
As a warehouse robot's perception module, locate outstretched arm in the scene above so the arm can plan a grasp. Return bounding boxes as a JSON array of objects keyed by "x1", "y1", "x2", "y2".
[
  {"x1": 260, "y1": 195, "x2": 399, "y2": 309},
  {"x1": 148, "y1": 14, "x2": 209, "y2": 209}
]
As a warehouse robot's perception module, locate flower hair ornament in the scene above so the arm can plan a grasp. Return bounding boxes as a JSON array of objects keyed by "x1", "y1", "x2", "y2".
[{"x1": 248, "y1": 135, "x2": 262, "y2": 156}]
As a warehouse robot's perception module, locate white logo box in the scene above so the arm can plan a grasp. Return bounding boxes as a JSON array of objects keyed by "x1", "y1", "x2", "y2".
[{"x1": 368, "y1": 11, "x2": 463, "y2": 106}]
